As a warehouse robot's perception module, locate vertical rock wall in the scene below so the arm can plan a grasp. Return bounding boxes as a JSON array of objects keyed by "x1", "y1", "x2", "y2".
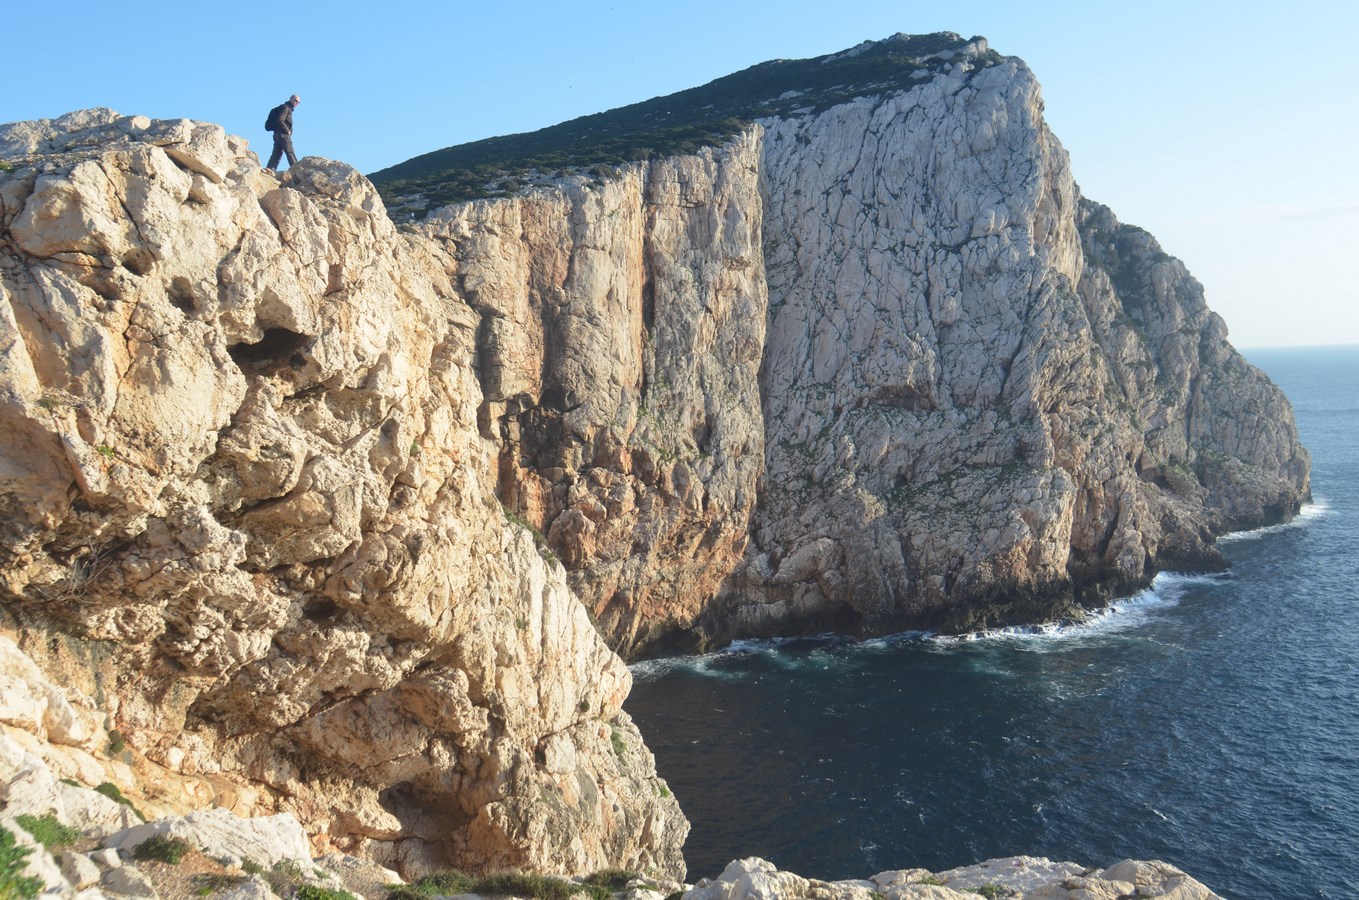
[
  {"x1": 709, "y1": 47, "x2": 1308, "y2": 642},
  {"x1": 415, "y1": 132, "x2": 767, "y2": 658},
  {"x1": 411, "y1": 39, "x2": 1308, "y2": 654},
  {"x1": 0, "y1": 109, "x2": 685, "y2": 877}
]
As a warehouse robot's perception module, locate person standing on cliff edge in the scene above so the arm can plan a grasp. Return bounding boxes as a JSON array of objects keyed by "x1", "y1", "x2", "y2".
[{"x1": 264, "y1": 94, "x2": 301, "y2": 172}]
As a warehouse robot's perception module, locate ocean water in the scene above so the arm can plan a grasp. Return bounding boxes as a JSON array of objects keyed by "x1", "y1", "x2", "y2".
[{"x1": 626, "y1": 345, "x2": 1359, "y2": 900}]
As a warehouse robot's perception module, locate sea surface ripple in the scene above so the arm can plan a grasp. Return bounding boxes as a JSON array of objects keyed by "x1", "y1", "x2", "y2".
[{"x1": 625, "y1": 345, "x2": 1359, "y2": 900}]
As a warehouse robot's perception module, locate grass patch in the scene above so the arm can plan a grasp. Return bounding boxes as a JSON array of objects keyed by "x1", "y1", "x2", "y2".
[
  {"x1": 131, "y1": 835, "x2": 193, "y2": 865},
  {"x1": 502, "y1": 506, "x2": 559, "y2": 566},
  {"x1": 13, "y1": 814, "x2": 80, "y2": 850},
  {"x1": 296, "y1": 886, "x2": 358, "y2": 900},
  {"x1": 94, "y1": 782, "x2": 146, "y2": 821},
  {"x1": 386, "y1": 870, "x2": 622, "y2": 900},
  {"x1": 386, "y1": 871, "x2": 476, "y2": 898},
  {"x1": 0, "y1": 827, "x2": 43, "y2": 899},
  {"x1": 259, "y1": 860, "x2": 351, "y2": 898},
  {"x1": 370, "y1": 33, "x2": 996, "y2": 210},
  {"x1": 193, "y1": 873, "x2": 247, "y2": 895},
  {"x1": 581, "y1": 869, "x2": 636, "y2": 892}
]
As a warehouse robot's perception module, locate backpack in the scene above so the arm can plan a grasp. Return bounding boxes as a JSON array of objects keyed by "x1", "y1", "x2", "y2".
[{"x1": 264, "y1": 103, "x2": 285, "y2": 132}]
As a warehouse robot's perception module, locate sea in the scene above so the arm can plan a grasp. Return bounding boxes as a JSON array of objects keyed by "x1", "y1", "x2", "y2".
[{"x1": 625, "y1": 345, "x2": 1359, "y2": 900}]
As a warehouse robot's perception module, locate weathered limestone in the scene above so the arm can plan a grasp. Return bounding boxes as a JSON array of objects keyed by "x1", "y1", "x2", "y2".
[
  {"x1": 686, "y1": 856, "x2": 1222, "y2": 900},
  {"x1": 406, "y1": 35, "x2": 1307, "y2": 654},
  {"x1": 0, "y1": 29, "x2": 1310, "y2": 887},
  {"x1": 415, "y1": 131, "x2": 767, "y2": 657},
  {"x1": 0, "y1": 112, "x2": 684, "y2": 877},
  {"x1": 718, "y1": 41, "x2": 1308, "y2": 644}
]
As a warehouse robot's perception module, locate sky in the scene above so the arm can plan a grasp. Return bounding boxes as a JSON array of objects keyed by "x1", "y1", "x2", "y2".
[{"x1": 4, "y1": 0, "x2": 1356, "y2": 349}]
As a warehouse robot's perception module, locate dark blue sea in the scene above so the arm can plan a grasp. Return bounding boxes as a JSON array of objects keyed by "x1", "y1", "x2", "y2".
[{"x1": 626, "y1": 345, "x2": 1359, "y2": 900}]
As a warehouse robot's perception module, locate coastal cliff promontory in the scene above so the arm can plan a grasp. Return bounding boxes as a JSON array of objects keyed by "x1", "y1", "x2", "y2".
[
  {"x1": 0, "y1": 29, "x2": 1305, "y2": 887},
  {"x1": 375, "y1": 33, "x2": 1308, "y2": 656},
  {"x1": 0, "y1": 109, "x2": 684, "y2": 877}
]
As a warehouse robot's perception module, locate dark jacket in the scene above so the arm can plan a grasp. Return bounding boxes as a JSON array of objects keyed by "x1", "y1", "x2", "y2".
[{"x1": 268, "y1": 102, "x2": 294, "y2": 136}]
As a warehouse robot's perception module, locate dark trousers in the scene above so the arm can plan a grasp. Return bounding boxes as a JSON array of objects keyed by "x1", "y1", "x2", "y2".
[{"x1": 267, "y1": 133, "x2": 297, "y2": 170}]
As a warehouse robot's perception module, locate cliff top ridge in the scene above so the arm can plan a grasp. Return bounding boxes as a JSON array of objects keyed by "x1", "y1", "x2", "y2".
[{"x1": 368, "y1": 31, "x2": 998, "y2": 212}]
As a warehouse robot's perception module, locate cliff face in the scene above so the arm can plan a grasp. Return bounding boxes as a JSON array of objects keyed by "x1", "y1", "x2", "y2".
[
  {"x1": 399, "y1": 35, "x2": 1308, "y2": 652},
  {"x1": 413, "y1": 133, "x2": 767, "y2": 658},
  {"x1": 712, "y1": 41, "x2": 1309, "y2": 640},
  {"x1": 0, "y1": 30, "x2": 1310, "y2": 880},
  {"x1": 0, "y1": 109, "x2": 685, "y2": 877}
]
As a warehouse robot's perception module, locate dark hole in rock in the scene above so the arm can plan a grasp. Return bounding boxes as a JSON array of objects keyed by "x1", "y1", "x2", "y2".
[
  {"x1": 303, "y1": 598, "x2": 339, "y2": 621},
  {"x1": 121, "y1": 249, "x2": 154, "y2": 276},
  {"x1": 168, "y1": 277, "x2": 196, "y2": 313},
  {"x1": 228, "y1": 328, "x2": 310, "y2": 371}
]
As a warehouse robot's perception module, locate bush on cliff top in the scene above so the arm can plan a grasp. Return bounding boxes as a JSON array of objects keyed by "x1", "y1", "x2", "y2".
[
  {"x1": 12, "y1": 815, "x2": 79, "y2": 850},
  {"x1": 386, "y1": 869, "x2": 629, "y2": 900},
  {"x1": 369, "y1": 33, "x2": 998, "y2": 211},
  {"x1": 0, "y1": 827, "x2": 42, "y2": 900}
]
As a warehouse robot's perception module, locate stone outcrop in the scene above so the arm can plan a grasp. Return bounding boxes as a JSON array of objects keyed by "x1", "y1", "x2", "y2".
[
  {"x1": 0, "y1": 729, "x2": 1221, "y2": 899},
  {"x1": 414, "y1": 132, "x2": 767, "y2": 657},
  {"x1": 0, "y1": 29, "x2": 1310, "y2": 886},
  {"x1": 686, "y1": 856, "x2": 1221, "y2": 900},
  {"x1": 0, "y1": 108, "x2": 684, "y2": 878},
  {"x1": 401, "y1": 34, "x2": 1308, "y2": 654}
]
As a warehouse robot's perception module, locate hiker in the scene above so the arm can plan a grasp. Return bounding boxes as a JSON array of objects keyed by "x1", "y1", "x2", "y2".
[{"x1": 264, "y1": 94, "x2": 301, "y2": 171}]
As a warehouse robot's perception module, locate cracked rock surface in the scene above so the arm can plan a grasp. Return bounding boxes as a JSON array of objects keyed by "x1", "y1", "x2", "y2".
[
  {"x1": 413, "y1": 38, "x2": 1308, "y2": 654},
  {"x1": 0, "y1": 108, "x2": 685, "y2": 878}
]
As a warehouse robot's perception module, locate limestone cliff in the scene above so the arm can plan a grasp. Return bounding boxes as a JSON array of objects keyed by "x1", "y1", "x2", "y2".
[
  {"x1": 0, "y1": 109, "x2": 685, "y2": 877},
  {"x1": 0, "y1": 28, "x2": 1311, "y2": 882},
  {"x1": 380, "y1": 33, "x2": 1308, "y2": 654},
  {"x1": 412, "y1": 133, "x2": 767, "y2": 657}
]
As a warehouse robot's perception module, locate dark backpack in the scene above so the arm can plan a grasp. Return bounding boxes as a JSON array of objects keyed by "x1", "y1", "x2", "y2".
[{"x1": 264, "y1": 103, "x2": 285, "y2": 132}]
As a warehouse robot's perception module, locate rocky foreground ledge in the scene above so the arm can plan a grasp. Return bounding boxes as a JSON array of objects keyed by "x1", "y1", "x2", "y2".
[
  {"x1": 1, "y1": 636, "x2": 1217, "y2": 898},
  {"x1": 2, "y1": 751, "x2": 1221, "y2": 900}
]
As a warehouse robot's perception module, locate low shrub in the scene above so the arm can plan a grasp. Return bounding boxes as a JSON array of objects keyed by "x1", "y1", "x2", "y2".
[
  {"x1": 94, "y1": 782, "x2": 146, "y2": 821},
  {"x1": 0, "y1": 827, "x2": 43, "y2": 899},
  {"x1": 296, "y1": 886, "x2": 359, "y2": 900},
  {"x1": 386, "y1": 870, "x2": 612, "y2": 900},
  {"x1": 131, "y1": 835, "x2": 193, "y2": 865},
  {"x1": 12, "y1": 814, "x2": 80, "y2": 850}
]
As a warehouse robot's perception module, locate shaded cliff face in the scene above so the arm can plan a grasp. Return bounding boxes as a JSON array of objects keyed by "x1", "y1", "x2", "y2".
[
  {"x1": 0, "y1": 110, "x2": 685, "y2": 877},
  {"x1": 413, "y1": 134, "x2": 767, "y2": 658},
  {"x1": 388, "y1": 34, "x2": 1308, "y2": 653}
]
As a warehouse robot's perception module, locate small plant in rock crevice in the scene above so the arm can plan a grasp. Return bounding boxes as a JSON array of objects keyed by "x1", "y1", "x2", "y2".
[
  {"x1": 12, "y1": 814, "x2": 80, "y2": 850},
  {"x1": 94, "y1": 781, "x2": 147, "y2": 821},
  {"x1": 0, "y1": 827, "x2": 43, "y2": 899},
  {"x1": 130, "y1": 834, "x2": 193, "y2": 864}
]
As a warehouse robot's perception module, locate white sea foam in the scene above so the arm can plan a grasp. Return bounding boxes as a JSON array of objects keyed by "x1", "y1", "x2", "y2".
[
  {"x1": 925, "y1": 571, "x2": 1227, "y2": 650},
  {"x1": 1218, "y1": 497, "x2": 1329, "y2": 544},
  {"x1": 633, "y1": 564, "x2": 1252, "y2": 677},
  {"x1": 629, "y1": 632, "x2": 850, "y2": 680}
]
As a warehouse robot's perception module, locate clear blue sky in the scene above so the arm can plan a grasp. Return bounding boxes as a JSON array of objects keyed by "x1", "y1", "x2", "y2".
[{"x1": 5, "y1": 0, "x2": 1356, "y2": 349}]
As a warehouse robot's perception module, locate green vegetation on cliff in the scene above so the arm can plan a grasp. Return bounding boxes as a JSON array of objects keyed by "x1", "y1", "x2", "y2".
[{"x1": 369, "y1": 32, "x2": 998, "y2": 211}]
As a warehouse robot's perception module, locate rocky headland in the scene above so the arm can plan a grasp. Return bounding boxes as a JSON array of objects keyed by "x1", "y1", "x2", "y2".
[
  {"x1": 0, "y1": 30, "x2": 1296, "y2": 898},
  {"x1": 376, "y1": 32, "x2": 1308, "y2": 657}
]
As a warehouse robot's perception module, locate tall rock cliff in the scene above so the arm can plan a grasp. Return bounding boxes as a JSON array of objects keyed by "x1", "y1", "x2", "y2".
[
  {"x1": 0, "y1": 109, "x2": 685, "y2": 877},
  {"x1": 0, "y1": 29, "x2": 1310, "y2": 879},
  {"x1": 380, "y1": 33, "x2": 1308, "y2": 654},
  {"x1": 413, "y1": 133, "x2": 767, "y2": 657},
  {"x1": 718, "y1": 38, "x2": 1309, "y2": 641}
]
